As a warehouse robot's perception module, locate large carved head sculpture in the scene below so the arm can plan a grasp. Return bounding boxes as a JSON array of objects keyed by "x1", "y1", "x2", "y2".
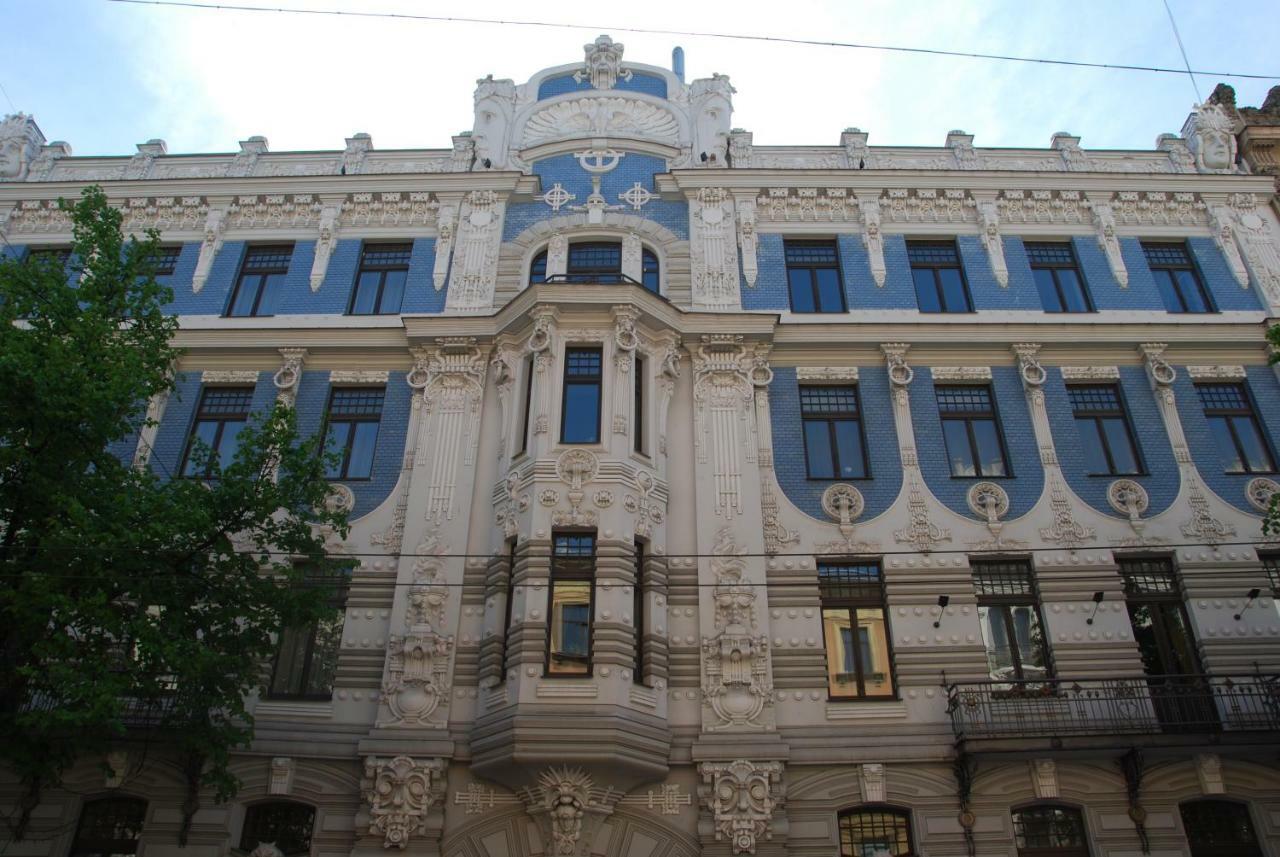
[{"x1": 0, "y1": 113, "x2": 44, "y2": 180}]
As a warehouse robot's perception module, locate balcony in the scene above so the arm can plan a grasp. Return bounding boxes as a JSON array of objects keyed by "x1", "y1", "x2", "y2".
[{"x1": 946, "y1": 674, "x2": 1280, "y2": 754}]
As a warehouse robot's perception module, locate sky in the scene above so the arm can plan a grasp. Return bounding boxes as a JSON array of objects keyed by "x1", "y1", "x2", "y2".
[{"x1": 1, "y1": 0, "x2": 1277, "y2": 158}]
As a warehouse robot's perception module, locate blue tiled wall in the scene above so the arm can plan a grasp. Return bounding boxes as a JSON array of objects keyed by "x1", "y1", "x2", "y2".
[
  {"x1": 1043, "y1": 366, "x2": 1179, "y2": 519},
  {"x1": 502, "y1": 153, "x2": 688, "y2": 246},
  {"x1": 1171, "y1": 364, "x2": 1280, "y2": 516},
  {"x1": 1188, "y1": 237, "x2": 1263, "y2": 312},
  {"x1": 536, "y1": 71, "x2": 668, "y2": 100},
  {"x1": 967, "y1": 236, "x2": 1042, "y2": 311},
  {"x1": 909, "y1": 366, "x2": 1044, "y2": 520},
  {"x1": 275, "y1": 241, "x2": 318, "y2": 315},
  {"x1": 401, "y1": 238, "x2": 444, "y2": 314},
  {"x1": 1071, "y1": 236, "x2": 1126, "y2": 311},
  {"x1": 155, "y1": 242, "x2": 200, "y2": 296},
  {"x1": 147, "y1": 371, "x2": 276, "y2": 480},
  {"x1": 744, "y1": 233, "x2": 920, "y2": 312},
  {"x1": 743, "y1": 234, "x2": 789, "y2": 311},
  {"x1": 1, "y1": 243, "x2": 25, "y2": 260},
  {"x1": 166, "y1": 240, "x2": 247, "y2": 315},
  {"x1": 1115, "y1": 238, "x2": 1176, "y2": 312},
  {"x1": 292, "y1": 370, "x2": 410, "y2": 520},
  {"x1": 769, "y1": 366, "x2": 902, "y2": 521}
]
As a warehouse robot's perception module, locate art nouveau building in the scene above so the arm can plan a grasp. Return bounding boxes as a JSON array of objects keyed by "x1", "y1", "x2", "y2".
[{"x1": 5, "y1": 37, "x2": 1280, "y2": 857}]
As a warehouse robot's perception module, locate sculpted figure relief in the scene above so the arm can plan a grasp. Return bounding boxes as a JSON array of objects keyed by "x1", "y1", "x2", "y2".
[{"x1": 0, "y1": 113, "x2": 45, "y2": 180}]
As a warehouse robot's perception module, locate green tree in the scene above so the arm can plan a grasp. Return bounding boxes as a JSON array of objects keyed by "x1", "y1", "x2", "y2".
[{"x1": 0, "y1": 187, "x2": 348, "y2": 841}]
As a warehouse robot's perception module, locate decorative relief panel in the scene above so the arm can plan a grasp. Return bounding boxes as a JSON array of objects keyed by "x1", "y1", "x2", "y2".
[
  {"x1": 755, "y1": 187, "x2": 854, "y2": 222},
  {"x1": 381, "y1": 529, "x2": 453, "y2": 728},
  {"x1": 518, "y1": 766, "x2": 619, "y2": 857},
  {"x1": 340, "y1": 191, "x2": 439, "y2": 230},
  {"x1": 361, "y1": 755, "x2": 446, "y2": 850},
  {"x1": 225, "y1": 194, "x2": 323, "y2": 230},
  {"x1": 445, "y1": 190, "x2": 504, "y2": 312},
  {"x1": 690, "y1": 188, "x2": 741, "y2": 310},
  {"x1": 699, "y1": 760, "x2": 784, "y2": 855},
  {"x1": 1227, "y1": 193, "x2": 1280, "y2": 304},
  {"x1": 997, "y1": 189, "x2": 1088, "y2": 225},
  {"x1": 1060, "y1": 366, "x2": 1120, "y2": 381},
  {"x1": 881, "y1": 187, "x2": 975, "y2": 223},
  {"x1": 692, "y1": 336, "x2": 769, "y2": 519},
  {"x1": 410, "y1": 338, "x2": 488, "y2": 524},
  {"x1": 702, "y1": 527, "x2": 773, "y2": 732},
  {"x1": 522, "y1": 97, "x2": 680, "y2": 148}
]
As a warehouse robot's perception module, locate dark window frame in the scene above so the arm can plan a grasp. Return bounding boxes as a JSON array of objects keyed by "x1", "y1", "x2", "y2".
[
  {"x1": 972, "y1": 560, "x2": 1054, "y2": 684},
  {"x1": 560, "y1": 346, "x2": 604, "y2": 445},
  {"x1": 544, "y1": 532, "x2": 596, "y2": 678},
  {"x1": 800, "y1": 384, "x2": 869, "y2": 480},
  {"x1": 819, "y1": 562, "x2": 898, "y2": 700},
  {"x1": 641, "y1": 248, "x2": 660, "y2": 294},
  {"x1": 529, "y1": 249, "x2": 548, "y2": 285},
  {"x1": 226, "y1": 244, "x2": 293, "y2": 318},
  {"x1": 518, "y1": 354, "x2": 536, "y2": 456},
  {"x1": 502, "y1": 539, "x2": 518, "y2": 680},
  {"x1": 634, "y1": 354, "x2": 646, "y2": 455},
  {"x1": 936, "y1": 384, "x2": 1013, "y2": 478},
  {"x1": 836, "y1": 804, "x2": 915, "y2": 857},
  {"x1": 1180, "y1": 799, "x2": 1264, "y2": 857},
  {"x1": 784, "y1": 239, "x2": 847, "y2": 314},
  {"x1": 1026, "y1": 241, "x2": 1094, "y2": 314},
  {"x1": 1142, "y1": 241, "x2": 1215, "y2": 314},
  {"x1": 1119, "y1": 556, "x2": 1205, "y2": 676},
  {"x1": 1011, "y1": 803, "x2": 1092, "y2": 857},
  {"x1": 69, "y1": 796, "x2": 148, "y2": 857},
  {"x1": 150, "y1": 245, "x2": 182, "y2": 277},
  {"x1": 908, "y1": 240, "x2": 973, "y2": 313},
  {"x1": 348, "y1": 242, "x2": 411, "y2": 315},
  {"x1": 1067, "y1": 384, "x2": 1144, "y2": 476},
  {"x1": 1195, "y1": 382, "x2": 1277, "y2": 475},
  {"x1": 633, "y1": 539, "x2": 646, "y2": 683},
  {"x1": 267, "y1": 568, "x2": 349, "y2": 701},
  {"x1": 181, "y1": 386, "x2": 255, "y2": 479},
  {"x1": 238, "y1": 800, "x2": 317, "y2": 857},
  {"x1": 320, "y1": 386, "x2": 385, "y2": 481}
]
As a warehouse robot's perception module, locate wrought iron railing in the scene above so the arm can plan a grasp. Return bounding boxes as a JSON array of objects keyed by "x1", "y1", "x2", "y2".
[
  {"x1": 541, "y1": 273, "x2": 644, "y2": 286},
  {"x1": 946, "y1": 674, "x2": 1280, "y2": 744},
  {"x1": 22, "y1": 679, "x2": 178, "y2": 730}
]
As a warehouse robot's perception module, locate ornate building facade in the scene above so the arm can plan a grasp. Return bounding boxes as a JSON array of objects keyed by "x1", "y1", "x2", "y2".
[{"x1": 3, "y1": 38, "x2": 1280, "y2": 857}]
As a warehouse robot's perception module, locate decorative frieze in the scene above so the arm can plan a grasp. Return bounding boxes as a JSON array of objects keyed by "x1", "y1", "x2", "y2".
[
  {"x1": 881, "y1": 187, "x2": 975, "y2": 224},
  {"x1": 796, "y1": 366, "x2": 858, "y2": 382},
  {"x1": 200, "y1": 370, "x2": 258, "y2": 384},
  {"x1": 931, "y1": 366, "x2": 991, "y2": 382},
  {"x1": 225, "y1": 194, "x2": 323, "y2": 230},
  {"x1": 1185, "y1": 365, "x2": 1247, "y2": 380},
  {"x1": 997, "y1": 189, "x2": 1088, "y2": 225},
  {"x1": 699, "y1": 760, "x2": 784, "y2": 855},
  {"x1": 756, "y1": 187, "x2": 855, "y2": 222},
  {"x1": 329, "y1": 370, "x2": 390, "y2": 384},
  {"x1": 1060, "y1": 366, "x2": 1120, "y2": 381}
]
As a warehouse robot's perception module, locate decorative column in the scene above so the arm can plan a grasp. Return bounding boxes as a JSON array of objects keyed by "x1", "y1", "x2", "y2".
[
  {"x1": 611, "y1": 306, "x2": 639, "y2": 437},
  {"x1": 191, "y1": 200, "x2": 228, "y2": 293},
  {"x1": 444, "y1": 190, "x2": 504, "y2": 311},
  {"x1": 528, "y1": 307, "x2": 559, "y2": 452},
  {"x1": 432, "y1": 196, "x2": 460, "y2": 291},
  {"x1": 882, "y1": 344, "x2": 952, "y2": 553},
  {"x1": 309, "y1": 197, "x2": 343, "y2": 292},
  {"x1": 733, "y1": 193, "x2": 759, "y2": 287},
  {"x1": 975, "y1": 194, "x2": 1008, "y2": 287},
  {"x1": 856, "y1": 192, "x2": 887, "y2": 287},
  {"x1": 655, "y1": 335, "x2": 682, "y2": 459},
  {"x1": 689, "y1": 188, "x2": 741, "y2": 310},
  {"x1": 1086, "y1": 193, "x2": 1128, "y2": 287}
]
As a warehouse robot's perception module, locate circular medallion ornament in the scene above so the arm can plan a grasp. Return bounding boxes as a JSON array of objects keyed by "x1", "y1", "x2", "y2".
[
  {"x1": 821, "y1": 484, "x2": 865, "y2": 523},
  {"x1": 1242, "y1": 213, "x2": 1263, "y2": 230},
  {"x1": 324, "y1": 483, "x2": 356, "y2": 514},
  {"x1": 967, "y1": 481, "x2": 1009, "y2": 520},
  {"x1": 556, "y1": 448, "x2": 598, "y2": 486},
  {"x1": 1107, "y1": 479, "x2": 1149, "y2": 517},
  {"x1": 1246, "y1": 477, "x2": 1280, "y2": 513}
]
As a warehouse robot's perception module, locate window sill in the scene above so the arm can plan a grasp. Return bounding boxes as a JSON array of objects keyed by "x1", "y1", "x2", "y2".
[
  {"x1": 536, "y1": 680, "x2": 599, "y2": 699},
  {"x1": 824, "y1": 699, "x2": 907, "y2": 720},
  {"x1": 254, "y1": 698, "x2": 334, "y2": 719},
  {"x1": 806, "y1": 476, "x2": 873, "y2": 482}
]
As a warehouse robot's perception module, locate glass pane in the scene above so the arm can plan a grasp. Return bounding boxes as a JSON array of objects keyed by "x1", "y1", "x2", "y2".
[
  {"x1": 228, "y1": 275, "x2": 260, "y2": 317},
  {"x1": 1011, "y1": 605, "x2": 1049, "y2": 680},
  {"x1": 1153, "y1": 270, "x2": 1184, "y2": 312},
  {"x1": 1176, "y1": 270, "x2": 1210, "y2": 313},
  {"x1": 938, "y1": 267, "x2": 969, "y2": 312},
  {"x1": 788, "y1": 268, "x2": 816, "y2": 313},
  {"x1": 1013, "y1": 806, "x2": 1088, "y2": 849},
  {"x1": 804, "y1": 420, "x2": 835, "y2": 478},
  {"x1": 1033, "y1": 268, "x2": 1064, "y2": 312},
  {"x1": 270, "y1": 626, "x2": 310, "y2": 695},
  {"x1": 1207, "y1": 416, "x2": 1245, "y2": 472},
  {"x1": 834, "y1": 420, "x2": 866, "y2": 478},
  {"x1": 346, "y1": 421, "x2": 380, "y2": 479},
  {"x1": 351, "y1": 271, "x2": 380, "y2": 315},
  {"x1": 838, "y1": 810, "x2": 912, "y2": 857},
  {"x1": 216, "y1": 420, "x2": 245, "y2": 470},
  {"x1": 548, "y1": 581, "x2": 591, "y2": 675},
  {"x1": 815, "y1": 267, "x2": 844, "y2": 312},
  {"x1": 303, "y1": 608, "x2": 344, "y2": 696},
  {"x1": 378, "y1": 269, "x2": 406, "y2": 314},
  {"x1": 183, "y1": 420, "x2": 219, "y2": 476},
  {"x1": 943, "y1": 420, "x2": 977, "y2": 476},
  {"x1": 1102, "y1": 417, "x2": 1140, "y2": 474},
  {"x1": 912, "y1": 268, "x2": 941, "y2": 312},
  {"x1": 255, "y1": 272, "x2": 284, "y2": 316},
  {"x1": 1231, "y1": 416, "x2": 1274, "y2": 473},
  {"x1": 822, "y1": 608, "x2": 857, "y2": 697},
  {"x1": 323, "y1": 423, "x2": 350, "y2": 479},
  {"x1": 1075, "y1": 417, "x2": 1110, "y2": 474},
  {"x1": 1057, "y1": 268, "x2": 1090, "y2": 312},
  {"x1": 971, "y1": 419, "x2": 1006, "y2": 476},
  {"x1": 978, "y1": 605, "x2": 1015, "y2": 682},
  {"x1": 562, "y1": 383, "x2": 601, "y2": 443},
  {"x1": 856, "y1": 608, "x2": 893, "y2": 696}
]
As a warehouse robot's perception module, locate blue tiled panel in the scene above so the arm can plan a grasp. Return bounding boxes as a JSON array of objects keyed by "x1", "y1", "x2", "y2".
[
  {"x1": 536, "y1": 71, "x2": 668, "y2": 100},
  {"x1": 106, "y1": 418, "x2": 141, "y2": 467},
  {"x1": 293, "y1": 370, "x2": 410, "y2": 519},
  {"x1": 502, "y1": 153, "x2": 688, "y2": 246},
  {"x1": 401, "y1": 238, "x2": 444, "y2": 314},
  {"x1": 910, "y1": 366, "x2": 1044, "y2": 520},
  {"x1": 1171, "y1": 365, "x2": 1280, "y2": 516},
  {"x1": 275, "y1": 241, "x2": 318, "y2": 315},
  {"x1": 165, "y1": 240, "x2": 247, "y2": 315},
  {"x1": 743, "y1": 233, "x2": 787, "y2": 311},
  {"x1": 1070, "y1": 236, "x2": 1124, "y2": 311},
  {"x1": 154, "y1": 242, "x2": 199, "y2": 297},
  {"x1": 879, "y1": 235, "x2": 921, "y2": 310},
  {"x1": 960, "y1": 235, "x2": 1039, "y2": 311},
  {"x1": 744, "y1": 234, "x2": 918, "y2": 312},
  {"x1": 147, "y1": 371, "x2": 275, "y2": 480},
  {"x1": 1188, "y1": 237, "x2": 1263, "y2": 312},
  {"x1": 1043, "y1": 366, "x2": 1179, "y2": 519},
  {"x1": 316, "y1": 239, "x2": 361, "y2": 313},
  {"x1": 1, "y1": 243, "x2": 25, "y2": 260},
  {"x1": 1115, "y1": 237, "x2": 1177, "y2": 312},
  {"x1": 769, "y1": 366, "x2": 902, "y2": 521}
]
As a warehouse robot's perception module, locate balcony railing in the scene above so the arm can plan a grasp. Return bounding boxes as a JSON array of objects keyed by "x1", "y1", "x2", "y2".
[
  {"x1": 947, "y1": 674, "x2": 1280, "y2": 748},
  {"x1": 22, "y1": 681, "x2": 178, "y2": 730}
]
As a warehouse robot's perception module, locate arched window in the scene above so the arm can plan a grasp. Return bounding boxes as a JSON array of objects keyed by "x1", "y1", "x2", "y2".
[
  {"x1": 641, "y1": 248, "x2": 660, "y2": 294},
  {"x1": 1012, "y1": 805, "x2": 1090, "y2": 856},
  {"x1": 70, "y1": 796, "x2": 147, "y2": 857},
  {"x1": 240, "y1": 800, "x2": 317, "y2": 856},
  {"x1": 529, "y1": 250, "x2": 548, "y2": 286},
  {"x1": 838, "y1": 806, "x2": 913, "y2": 857},
  {"x1": 1180, "y1": 800, "x2": 1263, "y2": 857},
  {"x1": 527, "y1": 241, "x2": 660, "y2": 292}
]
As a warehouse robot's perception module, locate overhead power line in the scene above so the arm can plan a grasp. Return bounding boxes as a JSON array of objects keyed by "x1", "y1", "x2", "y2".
[{"x1": 104, "y1": 0, "x2": 1280, "y2": 82}]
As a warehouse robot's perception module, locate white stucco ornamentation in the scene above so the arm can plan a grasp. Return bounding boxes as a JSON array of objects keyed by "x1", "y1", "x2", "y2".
[
  {"x1": 976, "y1": 198, "x2": 1009, "y2": 286},
  {"x1": 1089, "y1": 201, "x2": 1128, "y2": 288},
  {"x1": 693, "y1": 336, "x2": 763, "y2": 519},
  {"x1": 381, "y1": 530, "x2": 453, "y2": 728},
  {"x1": 1180, "y1": 472, "x2": 1236, "y2": 546},
  {"x1": 413, "y1": 338, "x2": 488, "y2": 523},
  {"x1": 0, "y1": 113, "x2": 45, "y2": 180},
  {"x1": 860, "y1": 763, "x2": 886, "y2": 803},
  {"x1": 690, "y1": 188, "x2": 741, "y2": 309},
  {"x1": 523, "y1": 97, "x2": 679, "y2": 148},
  {"x1": 1183, "y1": 101, "x2": 1239, "y2": 173},
  {"x1": 272, "y1": 348, "x2": 307, "y2": 408},
  {"x1": 268, "y1": 757, "x2": 294, "y2": 795},
  {"x1": 816, "y1": 484, "x2": 875, "y2": 554},
  {"x1": 1228, "y1": 193, "x2": 1280, "y2": 305},
  {"x1": 1195, "y1": 754, "x2": 1225, "y2": 795},
  {"x1": 1246, "y1": 477, "x2": 1280, "y2": 514},
  {"x1": 555, "y1": 449, "x2": 600, "y2": 527},
  {"x1": 1031, "y1": 759, "x2": 1059, "y2": 799},
  {"x1": 699, "y1": 760, "x2": 784, "y2": 855},
  {"x1": 1039, "y1": 476, "x2": 1094, "y2": 549},
  {"x1": 362, "y1": 755, "x2": 446, "y2": 849},
  {"x1": 519, "y1": 766, "x2": 617, "y2": 857},
  {"x1": 310, "y1": 203, "x2": 340, "y2": 291},
  {"x1": 1108, "y1": 479, "x2": 1149, "y2": 529},
  {"x1": 576, "y1": 35, "x2": 631, "y2": 90},
  {"x1": 1208, "y1": 205, "x2": 1251, "y2": 288},
  {"x1": 702, "y1": 527, "x2": 773, "y2": 732},
  {"x1": 191, "y1": 206, "x2": 226, "y2": 294},
  {"x1": 445, "y1": 191, "x2": 503, "y2": 311},
  {"x1": 859, "y1": 195, "x2": 887, "y2": 286},
  {"x1": 736, "y1": 196, "x2": 758, "y2": 287}
]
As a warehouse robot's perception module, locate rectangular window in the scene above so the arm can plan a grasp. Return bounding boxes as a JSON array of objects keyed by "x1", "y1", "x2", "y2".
[
  {"x1": 181, "y1": 386, "x2": 254, "y2": 478},
  {"x1": 634, "y1": 540, "x2": 646, "y2": 683},
  {"x1": 1068, "y1": 385, "x2": 1142, "y2": 475},
  {"x1": 634, "y1": 355, "x2": 645, "y2": 454},
  {"x1": 936, "y1": 385, "x2": 1009, "y2": 477},
  {"x1": 561, "y1": 347, "x2": 603, "y2": 444},
  {"x1": 1026, "y1": 241, "x2": 1093, "y2": 313},
  {"x1": 908, "y1": 241, "x2": 972, "y2": 313},
  {"x1": 27, "y1": 247, "x2": 72, "y2": 269},
  {"x1": 151, "y1": 246, "x2": 182, "y2": 277},
  {"x1": 819, "y1": 562, "x2": 895, "y2": 699},
  {"x1": 322, "y1": 388, "x2": 384, "y2": 480},
  {"x1": 1142, "y1": 242, "x2": 1214, "y2": 314},
  {"x1": 1196, "y1": 383, "x2": 1275, "y2": 474},
  {"x1": 518, "y1": 355, "x2": 535, "y2": 455},
  {"x1": 227, "y1": 245, "x2": 291, "y2": 317},
  {"x1": 1263, "y1": 555, "x2": 1280, "y2": 599},
  {"x1": 971, "y1": 560, "x2": 1051, "y2": 686},
  {"x1": 800, "y1": 385, "x2": 868, "y2": 479},
  {"x1": 784, "y1": 240, "x2": 846, "y2": 313},
  {"x1": 269, "y1": 567, "x2": 348, "y2": 699},
  {"x1": 349, "y1": 243, "x2": 410, "y2": 315},
  {"x1": 547, "y1": 533, "x2": 595, "y2": 676}
]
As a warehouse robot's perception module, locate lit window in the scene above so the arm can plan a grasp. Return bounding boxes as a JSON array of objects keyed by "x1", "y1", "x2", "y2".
[
  {"x1": 182, "y1": 386, "x2": 254, "y2": 478},
  {"x1": 1196, "y1": 383, "x2": 1275, "y2": 474},
  {"x1": 561, "y1": 347, "x2": 602, "y2": 444},
  {"x1": 972, "y1": 561, "x2": 1051, "y2": 686},
  {"x1": 227, "y1": 245, "x2": 292, "y2": 317},
  {"x1": 349, "y1": 243, "x2": 410, "y2": 315},
  {"x1": 269, "y1": 568, "x2": 348, "y2": 699},
  {"x1": 1142, "y1": 242, "x2": 1213, "y2": 314},
  {"x1": 936, "y1": 385, "x2": 1008, "y2": 477},
  {"x1": 70, "y1": 797, "x2": 147, "y2": 857},
  {"x1": 322, "y1": 387, "x2": 385, "y2": 480},
  {"x1": 1026, "y1": 242, "x2": 1092, "y2": 313},
  {"x1": 838, "y1": 807, "x2": 913, "y2": 857},
  {"x1": 801, "y1": 385, "x2": 867, "y2": 479},
  {"x1": 1012, "y1": 805, "x2": 1090, "y2": 857},
  {"x1": 547, "y1": 533, "x2": 594, "y2": 676},
  {"x1": 239, "y1": 802, "x2": 316, "y2": 857},
  {"x1": 819, "y1": 563, "x2": 895, "y2": 699},
  {"x1": 1068, "y1": 385, "x2": 1141, "y2": 475},
  {"x1": 785, "y1": 240, "x2": 845, "y2": 313},
  {"x1": 908, "y1": 241, "x2": 971, "y2": 313}
]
